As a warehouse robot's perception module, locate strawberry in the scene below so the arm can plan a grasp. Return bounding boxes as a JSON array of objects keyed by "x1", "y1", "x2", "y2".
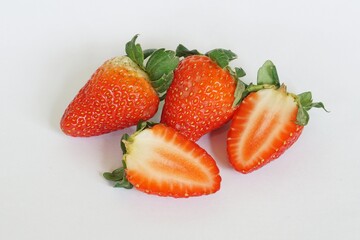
[
  {"x1": 227, "y1": 60, "x2": 327, "y2": 173},
  {"x1": 103, "y1": 121, "x2": 221, "y2": 198},
  {"x1": 60, "y1": 35, "x2": 179, "y2": 137},
  {"x1": 160, "y1": 45, "x2": 247, "y2": 141}
]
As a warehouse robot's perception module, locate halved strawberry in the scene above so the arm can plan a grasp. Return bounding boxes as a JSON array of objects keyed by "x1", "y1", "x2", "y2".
[
  {"x1": 227, "y1": 60, "x2": 327, "y2": 173},
  {"x1": 104, "y1": 122, "x2": 221, "y2": 198},
  {"x1": 60, "y1": 35, "x2": 179, "y2": 137},
  {"x1": 161, "y1": 45, "x2": 247, "y2": 141}
]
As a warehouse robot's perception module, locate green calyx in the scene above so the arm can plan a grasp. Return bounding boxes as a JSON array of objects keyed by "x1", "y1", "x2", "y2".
[
  {"x1": 295, "y1": 91, "x2": 328, "y2": 125},
  {"x1": 175, "y1": 44, "x2": 247, "y2": 108},
  {"x1": 175, "y1": 44, "x2": 201, "y2": 57},
  {"x1": 103, "y1": 132, "x2": 133, "y2": 189},
  {"x1": 103, "y1": 121, "x2": 157, "y2": 189},
  {"x1": 257, "y1": 60, "x2": 280, "y2": 87},
  {"x1": 237, "y1": 60, "x2": 328, "y2": 126},
  {"x1": 175, "y1": 44, "x2": 238, "y2": 69},
  {"x1": 125, "y1": 35, "x2": 179, "y2": 96},
  {"x1": 103, "y1": 161, "x2": 133, "y2": 189}
]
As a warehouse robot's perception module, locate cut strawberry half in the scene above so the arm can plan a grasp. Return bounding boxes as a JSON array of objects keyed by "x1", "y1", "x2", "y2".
[
  {"x1": 104, "y1": 122, "x2": 221, "y2": 198},
  {"x1": 227, "y1": 60, "x2": 327, "y2": 173}
]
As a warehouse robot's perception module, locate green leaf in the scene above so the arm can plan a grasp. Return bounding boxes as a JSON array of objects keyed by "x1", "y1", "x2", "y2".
[
  {"x1": 103, "y1": 172, "x2": 117, "y2": 181},
  {"x1": 150, "y1": 72, "x2": 174, "y2": 93},
  {"x1": 103, "y1": 168, "x2": 124, "y2": 181},
  {"x1": 296, "y1": 106, "x2": 310, "y2": 126},
  {"x1": 120, "y1": 133, "x2": 130, "y2": 154},
  {"x1": 145, "y1": 49, "x2": 179, "y2": 94},
  {"x1": 257, "y1": 60, "x2": 280, "y2": 87},
  {"x1": 311, "y1": 102, "x2": 329, "y2": 112},
  {"x1": 206, "y1": 49, "x2": 237, "y2": 68},
  {"x1": 235, "y1": 67, "x2": 246, "y2": 78},
  {"x1": 159, "y1": 93, "x2": 167, "y2": 101},
  {"x1": 136, "y1": 120, "x2": 147, "y2": 131},
  {"x1": 297, "y1": 91, "x2": 329, "y2": 112},
  {"x1": 294, "y1": 91, "x2": 328, "y2": 126},
  {"x1": 103, "y1": 164, "x2": 133, "y2": 189},
  {"x1": 226, "y1": 65, "x2": 248, "y2": 107},
  {"x1": 143, "y1": 48, "x2": 157, "y2": 60},
  {"x1": 297, "y1": 91, "x2": 313, "y2": 110},
  {"x1": 136, "y1": 121, "x2": 156, "y2": 132},
  {"x1": 146, "y1": 49, "x2": 179, "y2": 80},
  {"x1": 232, "y1": 80, "x2": 246, "y2": 107},
  {"x1": 114, "y1": 178, "x2": 133, "y2": 189},
  {"x1": 175, "y1": 44, "x2": 201, "y2": 57},
  {"x1": 125, "y1": 34, "x2": 144, "y2": 68}
]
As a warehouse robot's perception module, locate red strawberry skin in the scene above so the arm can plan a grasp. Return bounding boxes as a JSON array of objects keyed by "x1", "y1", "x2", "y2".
[
  {"x1": 227, "y1": 88, "x2": 304, "y2": 173},
  {"x1": 60, "y1": 56, "x2": 159, "y2": 137},
  {"x1": 161, "y1": 55, "x2": 237, "y2": 141}
]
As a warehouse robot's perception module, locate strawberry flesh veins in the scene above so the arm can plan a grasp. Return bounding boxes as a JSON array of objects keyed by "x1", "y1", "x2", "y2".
[
  {"x1": 227, "y1": 60, "x2": 326, "y2": 173},
  {"x1": 227, "y1": 88, "x2": 303, "y2": 173},
  {"x1": 105, "y1": 123, "x2": 221, "y2": 198}
]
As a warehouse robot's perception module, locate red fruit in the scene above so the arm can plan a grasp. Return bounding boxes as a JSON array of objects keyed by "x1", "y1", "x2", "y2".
[
  {"x1": 104, "y1": 122, "x2": 221, "y2": 198},
  {"x1": 227, "y1": 60, "x2": 327, "y2": 173},
  {"x1": 60, "y1": 35, "x2": 179, "y2": 137},
  {"x1": 161, "y1": 46, "x2": 246, "y2": 141},
  {"x1": 227, "y1": 87, "x2": 303, "y2": 173},
  {"x1": 61, "y1": 57, "x2": 159, "y2": 137}
]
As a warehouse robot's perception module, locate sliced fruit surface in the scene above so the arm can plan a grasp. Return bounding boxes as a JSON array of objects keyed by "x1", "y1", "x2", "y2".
[
  {"x1": 226, "y1": 60, "x2": 326, "y2": 173},
  {"x1": 227, "y1": 88, "x2": 303, "y2": 173},
  {"x1": 105, "y1": 123, "x2": 221, "y2": 198}
]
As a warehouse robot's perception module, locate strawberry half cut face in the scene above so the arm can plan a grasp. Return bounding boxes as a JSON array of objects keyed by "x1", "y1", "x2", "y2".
[
  {"x1": 226, "y1": 60, "x2": 327, "y2": 173},
  {"x1": 104, "y1": 122, "x2": 221, "y2": 198},
  {"x1": 227, "y1": 88, "x2": 303, "y2": 173}
]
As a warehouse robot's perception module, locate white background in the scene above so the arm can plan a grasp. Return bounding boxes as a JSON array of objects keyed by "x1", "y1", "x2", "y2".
[{"x1": 1, "y1": 0, "x2": 359, "y2": 239}]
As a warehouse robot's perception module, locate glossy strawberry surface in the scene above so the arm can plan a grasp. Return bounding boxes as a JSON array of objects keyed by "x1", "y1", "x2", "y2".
[
  {"x1": 61, "y1": 56, "x2": 159, "y2": 137},
  {"x1": 161, "y1": 55, "x2": 237, "y2": 141}
]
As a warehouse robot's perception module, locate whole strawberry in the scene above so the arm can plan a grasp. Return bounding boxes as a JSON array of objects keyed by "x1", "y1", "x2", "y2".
[
  {"x1": 161, "y1": 45, "x2": 246, "y2": 141},
  {"x1": 227, "y1": 60, "x2": 327, "y2": 173},
  {"x1": 61, "y1": 35, "x2": 179, "y2": 137}
]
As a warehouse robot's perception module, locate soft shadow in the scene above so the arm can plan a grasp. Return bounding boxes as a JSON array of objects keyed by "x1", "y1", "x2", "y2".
[
  {"x1": 208, "y1": 122, "x2": 233, "y2": 169},
  {"x1": 98, "y1": 127, "x2": 134, "y2": 177}
]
